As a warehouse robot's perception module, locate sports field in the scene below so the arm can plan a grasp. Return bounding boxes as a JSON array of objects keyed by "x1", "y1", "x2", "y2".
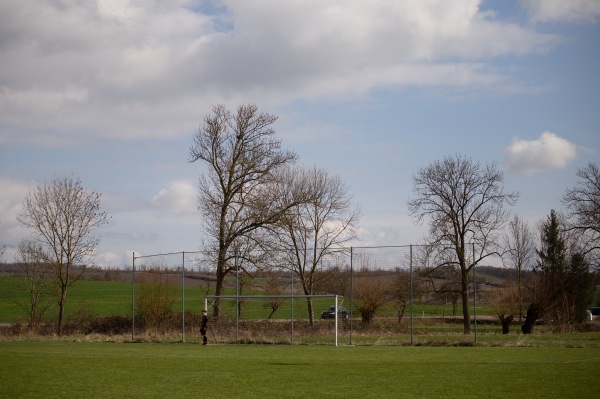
[{"x1": 1, "y1": 339, "x2": 598, "y2": 398}]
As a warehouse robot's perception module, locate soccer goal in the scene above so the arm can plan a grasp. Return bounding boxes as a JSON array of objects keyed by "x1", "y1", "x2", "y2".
[{"x1": 203, "y1": 294, "x2": 345, "y2": 346}]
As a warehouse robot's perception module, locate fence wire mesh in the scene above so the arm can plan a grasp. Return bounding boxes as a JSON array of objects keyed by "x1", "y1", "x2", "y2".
[{"x1": 0, "y1": 245, "x2": 481, "y2": 343}]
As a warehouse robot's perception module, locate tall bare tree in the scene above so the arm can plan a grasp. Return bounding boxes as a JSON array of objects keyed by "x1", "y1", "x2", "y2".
[
  {"x1": 502, "y1": 215, "x2": 535, "y2": 321},
  {"x1": 189, "y1": 104, "x2": 311, "y2": 317},
  {"x1": 269, "y1": 166, "x2": 360, "y2": 324},
  {"x1": 407, "y1": 154, "x2": 519, "y2": 334},
  {"x1": 17, "y1": 175, "x2": 110, "y2": 334},
  {"x1": 563, "y1": 161, "x2": 600, "y2": 273}
]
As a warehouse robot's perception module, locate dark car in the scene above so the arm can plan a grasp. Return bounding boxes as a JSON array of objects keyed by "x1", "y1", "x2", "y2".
[{"x1": 320, "y1": 306, "x2": 349, "y2": 319}]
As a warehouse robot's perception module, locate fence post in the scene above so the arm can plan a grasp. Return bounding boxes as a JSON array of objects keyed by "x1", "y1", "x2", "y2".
[
  {"x1": 131, "y1": 252, "x2": 135, "y2": 341},
  {"x1": 349, "y1": 247, "x2": 353, "y2": 346},
  {"x1": 291, "y1": 263, "x2": 294, "y2": 345},
  {"x1": 235, "y1": 252, "x2": 239, "y2": 344},
  {"x1": 473, "y1": 242, "x2": 477, "y2": 343},
  {"x1": 410, "y1": 245, "x2": 413, "y2": 345},
  {"x1": 334, "y1": 295, "x2": 338, "y2": 347},
  {"x1": 182, "y1": 251, "x2": 185, "y2": 343}
]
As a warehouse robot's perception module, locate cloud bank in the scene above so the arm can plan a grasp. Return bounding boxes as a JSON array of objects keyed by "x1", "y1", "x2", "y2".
[{"x1": 0, "y1": 0, "x2": 559, "y2": 144}]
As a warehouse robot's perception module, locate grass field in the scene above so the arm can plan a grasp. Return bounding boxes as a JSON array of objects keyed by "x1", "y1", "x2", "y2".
[
  {"x1": 0, "y1": 275, "x2": 495, "y2": 324},
  {"x1": 1, "y1": 338, "x2": 598, "y2": 399}
]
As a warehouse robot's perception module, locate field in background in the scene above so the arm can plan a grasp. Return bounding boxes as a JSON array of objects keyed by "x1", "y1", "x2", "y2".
[
  {"x1": 1, "y1": 339, "x2": 598, "y2": 399},
  {"x1": 0, "y1": 275, "x2": 495, "y2": 324},
  {"x1": 2, "y1": 274, "x2": 599, "y2": 347}
]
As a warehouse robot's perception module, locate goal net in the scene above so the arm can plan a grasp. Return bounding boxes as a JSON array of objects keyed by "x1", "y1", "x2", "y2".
[{"x1": 203, "y1": 294, "x2": 346, "y2": 346}]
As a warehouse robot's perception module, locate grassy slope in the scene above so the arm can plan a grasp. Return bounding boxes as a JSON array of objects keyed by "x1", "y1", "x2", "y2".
[{"x1": 0, "y1": 340, "x2": 598, "y2": 399}]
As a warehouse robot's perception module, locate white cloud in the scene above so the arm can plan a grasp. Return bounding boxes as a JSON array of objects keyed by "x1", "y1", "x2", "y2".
[
  {"x1": 92, "y1": 251, "x2": 123, "y2": 268},
  {"x1": 505, "y1": 131, "x2": 577, "y2": 175},
  {"x1": 151, "y1": 180, "x2": 197, "y2": 215},
  {"x1": 0, "y1": 0, "x2": 560, "y2": 144},
  {"x1": 522, "y1": 0, "x2": 600, "y2": 23}
]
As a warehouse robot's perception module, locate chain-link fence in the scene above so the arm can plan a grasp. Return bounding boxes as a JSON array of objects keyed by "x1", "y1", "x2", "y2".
[
  {"x1": 129, "y1": 245, "x2": 481, "y2": 345},
  {"x1": 0, "y1": 245, "x2": 482, "y2": 342}
]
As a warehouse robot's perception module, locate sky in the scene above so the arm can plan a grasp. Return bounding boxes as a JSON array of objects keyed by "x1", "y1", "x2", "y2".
[{"x1": 1, "y1": 0, "x2": 599, "y2": 268}]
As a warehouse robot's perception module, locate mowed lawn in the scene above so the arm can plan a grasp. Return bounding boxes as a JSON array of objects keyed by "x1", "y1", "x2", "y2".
[{"x1": 1, "y1": 340, "x2": 598, "y2": 399}]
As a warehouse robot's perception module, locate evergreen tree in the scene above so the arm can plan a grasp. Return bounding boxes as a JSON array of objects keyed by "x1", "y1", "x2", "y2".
[{"x1": 536, "y1": 210, "x2": 594, "y2": 329}]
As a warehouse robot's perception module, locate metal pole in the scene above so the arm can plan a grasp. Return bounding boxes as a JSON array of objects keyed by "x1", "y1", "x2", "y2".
[
  {"x1": 410, "y1": 245, "x2": 413, "y2": 345},
  {"x1": 473, "y1": 242, "x2": 477, "y2": 343},
  {"x1": 235, "y1": 253, "x2": 239, "y2": 343},
  {"x1": 334, "y1": 295, "x2": 338, "y2": 347},
  {"x1": 349, "y1": 247, "x2": 353, "y2": 345},
  {"x1": 291, "y1": 266, "x2": 294, "y2": 345},
  {"x1": 182, "y1": 251, "x2": 185, "y2": 343},
  {"x1": 132, "y1": 252, "x2": 135, "y2": 341}
]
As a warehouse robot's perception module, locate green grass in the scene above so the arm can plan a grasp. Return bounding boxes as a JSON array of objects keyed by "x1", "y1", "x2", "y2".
[
  {"x1": 0, "y1": 339, "x2": 598, "y2": 398},
  {"x1": 0, "y1": 275, "x2": 495, "y2": 324},
  {"x1": 0, "y1": 276, "x2": 135, "y2": 322}
]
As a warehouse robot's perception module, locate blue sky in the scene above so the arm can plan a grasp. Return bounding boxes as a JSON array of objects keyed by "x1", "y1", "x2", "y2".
[{"x1": 1, "y1": 0, "x2": 599, "y2": 267}]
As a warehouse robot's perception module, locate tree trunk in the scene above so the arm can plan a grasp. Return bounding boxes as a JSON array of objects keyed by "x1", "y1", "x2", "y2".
[
  {"x1": 58, "y1": 287, "x2": 67, "y2": 336},
  {"x1": 461, "y1": 275, "x2": 471, "y2": 334},
  {"x1": 521, "y1": 303, "x2": 541, "y2": 334},
  {"x1": 397, "y1": 302, "x2": 407, "y2": 324},
  {"x1": 500, "y1": 315, "x2": 513, "y2": 334},
  {"x1": 306, "y1": 297, "x2": 314, "y2": 326},
  {"x1": 213, "y1": 247, "x2": 227, "y2": 318}
]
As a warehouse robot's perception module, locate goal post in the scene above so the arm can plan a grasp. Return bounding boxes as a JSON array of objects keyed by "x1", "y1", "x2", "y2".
[{"x1": 204, "y1": 294, "x2": 343, "y2": 346}]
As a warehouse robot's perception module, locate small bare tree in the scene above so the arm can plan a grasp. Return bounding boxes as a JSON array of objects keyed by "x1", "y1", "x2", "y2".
[
  {"x1": 502, "y1": 215, "x2": 535, "y2": 321},
  {"x1": 269, "y1": 166, "x2": 359, "y2": 324},
  {"x1": 407, "y1": 154, "x2": 519, "y2": 334},
  {"x1": 490, "y1": 284, "x2": 520, "y2": 334},
  {"x1": 15, "y1": 240, "x2": 53, "y2": 330},
  {"x1": 17, "y1": 175, "x2": 110, "y2": 335},
  {"x1": 136, "y1": 272, "x2": 177, "y2": 332},
  {"x1": 354, "y1": 269, "x2": 390, "y2": 324},
  {"x1": 393, "y1": 273, "x2": 411, "y2": 324}
]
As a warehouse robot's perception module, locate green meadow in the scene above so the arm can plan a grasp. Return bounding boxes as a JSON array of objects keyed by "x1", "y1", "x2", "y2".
[
  {"x1": 0, "y1": 339, "x2": 598, "y2": 399},
  {"x1": 0, "y1": 275, "x2": 493, "y2": 324}
]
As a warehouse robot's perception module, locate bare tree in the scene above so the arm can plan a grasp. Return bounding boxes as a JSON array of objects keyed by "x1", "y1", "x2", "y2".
[
  {"x1": 490, "y1": 284, "x2": 520, "y2": 334},
  {"x1": 17, "y1": 175, "x2": 110, "y2": 335},
  {"x1": 563, "y1": 162, "x2": 600, "y2": 273},
  {"x1": 15, "y1": 240, "x2": 53, "y2": 330},
  {"x1": 502, "y1": 215, "x2": 535, "y2": 321},
  {"x1": 136, "y1": 271, "x2": 178, "y2": 332},
  {"x1": 407, "y1": 154, "x2": 519, "y2": 334},
  {"x1": 354, "y1": 268, "x2": 390, "y2": 324},
  {"x1": 268, "y1": 166, "x2": 359, "y2": 324},
  {"x1": 393, "y1": 272, "x2": 414, "y2": 324},
  {"x1": 189, "y1": 104, "x2": 311, "y2": 317}
]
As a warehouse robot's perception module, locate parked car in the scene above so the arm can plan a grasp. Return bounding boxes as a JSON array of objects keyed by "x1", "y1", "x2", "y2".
[{"x1": 320, "y1": 306, "x2": 349, "y2": 319}]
